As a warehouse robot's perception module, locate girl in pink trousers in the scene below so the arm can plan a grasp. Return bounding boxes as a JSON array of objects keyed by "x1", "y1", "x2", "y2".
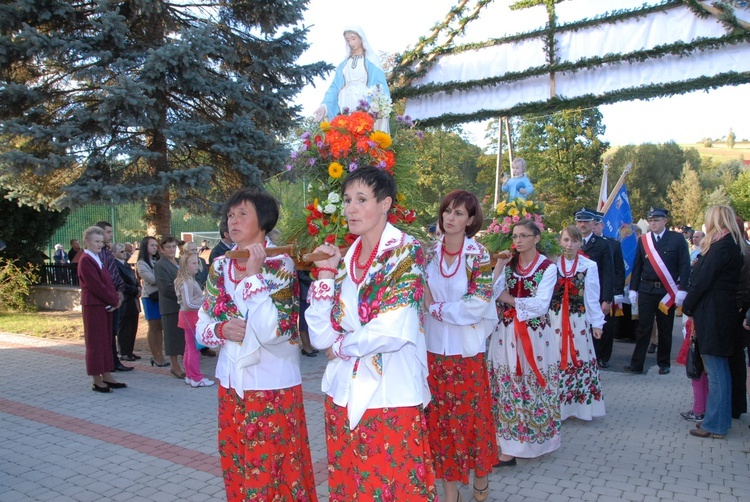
[{"x1": 175, "y1": 253, "x2": 215, "y2": 387}]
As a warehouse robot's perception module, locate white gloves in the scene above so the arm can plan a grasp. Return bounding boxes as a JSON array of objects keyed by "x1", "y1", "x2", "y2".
[
  {"x1": 614, "y1": 295, "x2": 624, "y2": 305},
  {"x1": 629, "y1": 290, "x2": 638, "y2": 305},
  {"x1": 675, "y1": 290, "x2": 687, "y2": 307}
]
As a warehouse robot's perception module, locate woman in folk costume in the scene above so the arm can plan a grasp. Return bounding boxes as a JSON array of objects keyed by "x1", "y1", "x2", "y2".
[
  {"x1": 196, "y1": 189, "x2": 316, "y2": 501},
  {"x1": 549, "y1": 225, "x2": 606, "y2": 421},
  {"x1": 488, "y1": 218, "x2": 560, "y2": 466},
  {"x1": 422, "y1": 190, "x2": 498, "y2": 502},
  {"x1": 313, "y1": 26, "x2": 391, "y2": 132},
  {"x1": 305, "y1": 167, "x2": 438, "y2": 501}
]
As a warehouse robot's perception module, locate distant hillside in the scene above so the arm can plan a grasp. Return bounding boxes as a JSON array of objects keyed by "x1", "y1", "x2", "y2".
[
  {"x1": 606, "y1": 142, "x2": 749, "y2": 165},
  {"x1": 679, "y1": 141, "x2": 749, "y2": 164}
]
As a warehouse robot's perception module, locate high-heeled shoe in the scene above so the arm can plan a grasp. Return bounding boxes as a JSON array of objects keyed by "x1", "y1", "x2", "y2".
[{"x1": 150, "y1": 358, "x2": 170, "y2": 367}]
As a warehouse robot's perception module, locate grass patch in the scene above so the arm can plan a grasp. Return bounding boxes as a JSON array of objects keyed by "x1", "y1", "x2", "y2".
[{"x1": 0, "y1": 311, "x2": 84, "y2": 340}]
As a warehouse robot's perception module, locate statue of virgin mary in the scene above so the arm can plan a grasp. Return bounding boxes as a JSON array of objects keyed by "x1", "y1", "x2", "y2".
[{"x1": 313, "y1": 26, "x2": 391, "y2": 132}]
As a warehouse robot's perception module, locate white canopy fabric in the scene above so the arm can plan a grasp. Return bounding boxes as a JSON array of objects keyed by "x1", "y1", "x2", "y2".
[{"x1": 399, "y1": 0, "x2": 750, "y2": 124}]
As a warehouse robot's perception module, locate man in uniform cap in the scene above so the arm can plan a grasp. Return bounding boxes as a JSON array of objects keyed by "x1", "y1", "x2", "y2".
[
  {"x1": 575, "y1": 207, "x2": 615, "y2": 321},
  {"x1": 625, "y1": 208, "x2": 691, "y2": 375},
  {"x1": 592, "y1": 211, "x2": 625, "y2": 368}
]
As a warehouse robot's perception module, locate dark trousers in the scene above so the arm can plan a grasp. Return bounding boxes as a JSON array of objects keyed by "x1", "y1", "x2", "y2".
[
  {"x1": 111, "y1": 308, "x2": 122, "y2": 369},
  {"x1": 630, "y1": 292, "x2": 675, "y2": 371},
  {"x1": 118, "y1": 313, "x2": 139, "y2": 357},
  {"x1": 594, "y1": 313, "x2": 617, "y2": 363}
]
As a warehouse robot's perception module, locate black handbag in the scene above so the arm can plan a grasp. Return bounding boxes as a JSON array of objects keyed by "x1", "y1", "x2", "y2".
[{"x1": 686, "y1": 338, "x2": 704, "y2": 380}]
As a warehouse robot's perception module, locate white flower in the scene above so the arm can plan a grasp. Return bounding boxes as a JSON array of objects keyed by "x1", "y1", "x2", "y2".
[
  {"x1": 307, "y1": 183, "x2": 314, "y2": 192},
  {"x1": 323, "y1": 203, "x2": 337, "y2": 215},
  {"x1": 327, "y1": 192, "x2": 340, "y2": 203}
]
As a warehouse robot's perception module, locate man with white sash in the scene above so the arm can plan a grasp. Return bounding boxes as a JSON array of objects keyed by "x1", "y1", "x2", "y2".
[{"x1": 625, "y1": 208, "x2": 691, "y2": 375}]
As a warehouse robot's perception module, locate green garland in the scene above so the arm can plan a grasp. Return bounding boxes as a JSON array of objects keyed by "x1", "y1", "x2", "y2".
[
  {"x1": 409, "y1": 71, "x2": 750, "y2": 127},
  {"x1": 392, "y1": 30, "x2": 750, "y2": 101},
  {"x1": 390, "y1": 1, "x2": 684, "y2": 87}
]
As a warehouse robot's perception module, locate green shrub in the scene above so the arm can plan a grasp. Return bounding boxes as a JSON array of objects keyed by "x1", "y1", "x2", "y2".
[{"x1": 0, "y1": 259, "x2": 38, "y2": 312}]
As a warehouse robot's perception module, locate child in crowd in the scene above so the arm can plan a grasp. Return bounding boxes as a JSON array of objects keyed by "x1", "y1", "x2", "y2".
[
  {"x1": 502, "y1": 157, "x2": 534, "y2": 201},
  {"x1": 175, "y1": 253, "x2": 214, "y2": 388}
]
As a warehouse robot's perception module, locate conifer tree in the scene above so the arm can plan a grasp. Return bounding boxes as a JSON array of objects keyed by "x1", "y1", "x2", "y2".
[{"x1": 0, "y1": 0, "x2": 330, "y2": 236}]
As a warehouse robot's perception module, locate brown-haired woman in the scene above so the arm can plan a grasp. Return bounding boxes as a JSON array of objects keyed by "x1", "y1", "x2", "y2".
[
  {"x1": 423, "y1": 190, "x2": 498, "y2": 502},
  {"x1": 488, "y1": 218, "x2": 560, "y2": 466},
  {"x1": 549, "y1": 225, "x2": 606, "y2": 421},
  {"x1": 136, "y1": 236, "x2": 168, "y2": 367},
  {"x1": 154, "y1": 237, "x2": 186, "y2": 379}
]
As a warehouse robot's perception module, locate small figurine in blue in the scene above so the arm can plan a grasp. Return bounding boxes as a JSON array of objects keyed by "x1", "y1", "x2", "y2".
[{"x1": 502, "y1": 158, "x2": 534, "y2": 201}]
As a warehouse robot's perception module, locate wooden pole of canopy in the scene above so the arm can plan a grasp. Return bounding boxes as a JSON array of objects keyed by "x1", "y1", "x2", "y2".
[{"x1": 493, "y1": 117, "x2": 504, "y2": 207}]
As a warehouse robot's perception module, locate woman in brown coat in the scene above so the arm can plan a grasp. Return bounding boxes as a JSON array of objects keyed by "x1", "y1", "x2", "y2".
[{"x1": 78, "y1": 226, "x2": 126, "y2": 393}]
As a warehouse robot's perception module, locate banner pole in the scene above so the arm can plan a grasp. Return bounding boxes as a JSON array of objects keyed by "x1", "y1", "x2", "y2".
[{"x1": 601, "y1": 163, "x2": 632, "y2": 215}]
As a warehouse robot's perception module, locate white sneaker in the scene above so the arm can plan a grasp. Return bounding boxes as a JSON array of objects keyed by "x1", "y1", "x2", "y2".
[
  {"x1": 191, "y1": 377, "x2": 215, "y2": 388},
  {"x1": 184, "y1": 377, "x2": 191, "y2": 385}
]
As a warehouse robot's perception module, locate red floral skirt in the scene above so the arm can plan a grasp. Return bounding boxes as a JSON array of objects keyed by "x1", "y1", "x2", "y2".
[
  {"x1": 425, "y1": 352, "x2": 498, "y2": 482},
  {"x1": 217, "y1": 385, "x2": 317, "y2": 502},
  {"x1": 325, "y1": 397, "x2": 438, "y2": 501}
]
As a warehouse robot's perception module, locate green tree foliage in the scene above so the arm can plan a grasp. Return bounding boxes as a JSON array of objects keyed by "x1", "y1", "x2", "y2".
[
  {"x1": 667, "y1": 165, "x2": 703, "y2": 227},
  {"x1": 729, "y1": 170, "x2": 750, "y2": 220},
  {"x1": 727, "y1": 128, "x2": 736, "y2": 149},
  {"x1": 700, "y1": 159, "x2": 743, "y2": 192},
  {"x1": 0, "y1": 258, "x2": 38, "y2": 312},
  {"x1": 414, "y1": 126, "x2": 484, "y2": 222},
  {"x1": 515, "y1": 108, "x2": 609, "y2": 231},
  {"x1": 0, "y1": 0, "x2": 330, "y2": 236},
  {"x1": 607, "y1": 142, "x2": 697, "y2": 220},
  {"x1": 0, "y1": 188, "x2": 69, "y2": 266}
]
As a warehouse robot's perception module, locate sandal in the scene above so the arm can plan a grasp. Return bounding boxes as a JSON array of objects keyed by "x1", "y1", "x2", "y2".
[
  {"x1": 301, "y1": 349, "x2": 317, "y2": 357},
  {"x1": 473, "y1": 479, "x2": 489, "y2": 502}
]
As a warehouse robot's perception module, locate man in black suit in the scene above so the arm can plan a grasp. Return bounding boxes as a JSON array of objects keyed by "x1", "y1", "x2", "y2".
[
  {"x1": 625, "y1": 208, "x2": 691, "y2": 375},
  {"x1": 575, "y1": 207, "x2": 615, "y2": 319},
  {"x1": 592, "y1": 212, "x2": 625, "y2": 368},
  {"x1": 113, "y1": 243, "x2": 141, "y2": 361}
]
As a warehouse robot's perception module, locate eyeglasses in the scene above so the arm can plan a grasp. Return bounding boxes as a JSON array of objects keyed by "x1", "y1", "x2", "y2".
[{"x1": 511, "y1": 234, "x2": 534, "y2": 240}]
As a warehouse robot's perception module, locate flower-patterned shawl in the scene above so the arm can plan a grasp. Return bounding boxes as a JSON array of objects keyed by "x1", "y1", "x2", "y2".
[
  {"x1": 306, "y1": 223, "x2": 431, "y2": 429},
  {"x1": 196, "y1": 249, "x2": 299, "y2": 398}
]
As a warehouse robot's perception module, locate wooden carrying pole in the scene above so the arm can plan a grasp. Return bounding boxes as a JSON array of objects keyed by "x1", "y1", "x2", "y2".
[{"x1": 600, "y1": 163, "x2": 632, "y2": 215}]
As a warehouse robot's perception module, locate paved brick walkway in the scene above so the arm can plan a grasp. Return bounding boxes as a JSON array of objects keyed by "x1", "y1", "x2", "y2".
[{"x1": 1, "y1": 318, "x2": 749, "y2": 501}]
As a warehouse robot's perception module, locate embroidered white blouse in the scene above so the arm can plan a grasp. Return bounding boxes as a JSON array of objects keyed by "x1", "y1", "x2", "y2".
[
  {"x1": 305, "y1": 223, "x2": 431, "y2": 429},
  {"x1": 556, "y1": 255, "x2": 606, "y2": 329},
  {"x1": 424, "y1": 237, "x2": 498, "y2": 357},
  {"x1": 196, "y1": 252, "x2": 300, "y2": 398},
  {"x1": 493, "y1": 258, "x2": 558, "y2": 321}
]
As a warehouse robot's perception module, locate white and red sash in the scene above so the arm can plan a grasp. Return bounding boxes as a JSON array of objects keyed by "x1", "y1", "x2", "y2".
[{"x1": 641, "y1": 233, "x2": 678, "y2": 314}]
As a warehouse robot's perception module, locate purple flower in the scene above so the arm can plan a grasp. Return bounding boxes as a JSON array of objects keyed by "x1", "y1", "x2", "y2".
[
  {"x1": 349, "y1": 162, "x2": 358, "y2": 172},
  {"x1": 290, "y1": 151, "x2": 299, "y2": 160},
  {"x1": 300, "y1": 143, "x2": 308, "y2": 152},
  {"x1": 316, "y1": 140, "x2": 324, "y2": 148},
  {"x1": 301, "y1": 132, "x2": 311, "y2": 140},
  {"x1": 416, "y1": 131, "x2": 425, "y2": 139},
  {"x1": 308, "y1": 158, "x2": 316, "y2": 166},
  {"x1": 285, "y1": 164, "x2": 293, "y2": 171},
  {"x1": 358, "y1": 99, "x2": 370, "y2": 110},
  {"x1": 342, "y1": 107, "x2": 350, "y2": 114},
  {"x1": 378, "y1": 160, "x2": 386, "y2": 168}
]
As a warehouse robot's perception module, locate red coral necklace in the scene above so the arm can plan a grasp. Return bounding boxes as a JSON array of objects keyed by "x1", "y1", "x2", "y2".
[
  {"x1": 560, "y1": 254, "x2": 578, "y2": 278},
  {"x1": 516, "y1": 252, "x2": 540, "y2": 276},
  {"x1": 350, "y1": 239, "x2": 379, "y2": 285},
  {"x1": 439, "y1": 244, "x2": 461, "y2": 279}
]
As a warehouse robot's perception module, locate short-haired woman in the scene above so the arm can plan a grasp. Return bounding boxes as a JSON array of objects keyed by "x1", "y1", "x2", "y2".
[{"x1": 196, "y1": 188, "x2": 316, "y2": 500}]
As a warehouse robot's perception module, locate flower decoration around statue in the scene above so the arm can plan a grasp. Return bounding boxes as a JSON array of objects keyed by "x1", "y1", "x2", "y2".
[
  {"x1": 480, "y1": 198, "x2": 561, "y2": 257},
  {"x1": 281, "y1": 103, "x2": 423, "y2": 253}
]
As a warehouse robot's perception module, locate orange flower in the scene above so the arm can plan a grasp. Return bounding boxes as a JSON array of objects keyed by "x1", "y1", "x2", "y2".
[
  {"x1": 347, "y1": 111, "x2": 374, "y2": 135},
  {"x1": 331, "y1": 115, "x2": 349, "y2": 128},
  {"x1": 384, "y1": 150, "x2": 396, "y2": 169},
  {"x1": 325, "y1": 131, "x2": 352, "y2": 158}
]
